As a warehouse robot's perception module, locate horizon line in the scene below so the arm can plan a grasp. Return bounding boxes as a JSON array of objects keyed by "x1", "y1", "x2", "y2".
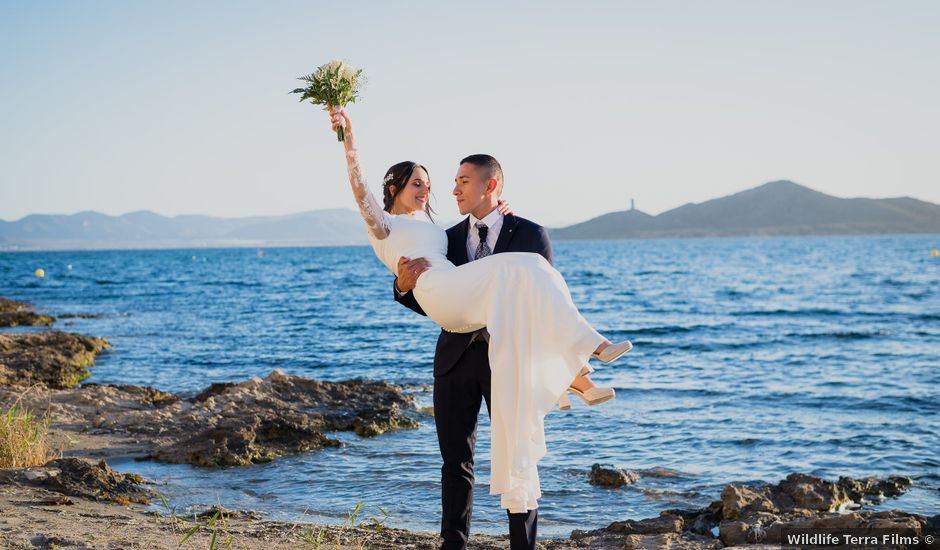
[{"x1": 2, "y1": 179, "x2": 937, "y2": 225}]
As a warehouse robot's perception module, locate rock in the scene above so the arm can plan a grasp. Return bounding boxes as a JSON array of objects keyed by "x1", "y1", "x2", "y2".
[
  {"x1": 762, "y1": 510, "x2": 930, "y2": 544},
  {"x1": 0, "y1": 297, "x2": 55, "y2": 327},
  {"x1": 777, "y1": 472, "x2": 851, "y2": 512},
  {"x1": 606, "y1": 513, "x2": 685, "y2": 535},
  {"x1": 37, "y1": 495, "x2": 74, "y2": 506},
  {"x1": 721, "y1": 473, "x2": 866, "y2": 522},
  {"x1": 585, "y1": 472, "x2": 924, "y2": 549},
  {"x1": 928, "y1": 513, "x2": 940, "y2": 534},
  {"x1": 8, "y1": 369, "x2": 420, "y2": 468},
  {"x1": 58, "y1": 313, "x2": 109, "y2": 319},
  {"x1": 143, "y1": 370, "x2": 419, "y2": 467},
  {"x1": 0, "y1": 331, "x2": 110, "y2": 388},
  {"x1": 721, "y1": 483, "x2": 778, "y2": 520},
  {"x1": 719, "y1": 512, "x2": 778, "y2": 546},
  {"x1": 838, "y1": 475, "x2": 913, "y2": 503},
  {"x1": 662, "y1": 502, "x2": 723, "y2": 537},
  {"x1": 149, "y1": 416, "x2": 343, "y2": 467},
  {"x1": 26, "y1": 457, "x2": 151, "y2": 505},
  {"x1": 637, "y1": 466, "x2": 687, "y2": 478},
  {"x1": 80, "y1": 382, "x2": 179, "y2": 407},
  {"x1": 590, "y1": 463, "x2": 641, "y2": 487},
  {"x1": 23, "y1": 469, "x2": 59, "y2": 482},
  {"x1": 571, "y1": 529, "x2": 720, "y2": 549}
]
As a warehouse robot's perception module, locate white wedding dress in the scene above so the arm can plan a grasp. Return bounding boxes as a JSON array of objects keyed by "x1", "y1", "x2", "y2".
[{"x1": 344, "y1": 149, "x2": 605, "y2": 513}]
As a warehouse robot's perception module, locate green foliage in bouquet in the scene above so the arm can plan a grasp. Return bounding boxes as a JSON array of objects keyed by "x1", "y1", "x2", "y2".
[{"x1": 291, "y1": 60, "x2": 365, "y2": 141}]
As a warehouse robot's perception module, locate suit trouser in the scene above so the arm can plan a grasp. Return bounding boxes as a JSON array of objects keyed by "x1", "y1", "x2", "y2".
[{"x1": 433, "y1": 340, "x2": 538, "y2": 550}]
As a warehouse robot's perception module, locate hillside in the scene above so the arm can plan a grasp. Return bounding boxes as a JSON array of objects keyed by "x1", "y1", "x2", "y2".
[{"x1": 552, "y1": 180, "x2": 940, "y2": 239}]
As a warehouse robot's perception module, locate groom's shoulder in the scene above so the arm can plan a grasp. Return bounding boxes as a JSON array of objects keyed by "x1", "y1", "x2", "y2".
[
  {"x1": 507, "y1": 215, "x2": 549, "y2": 239},
  {"x1": 510, "y1": 215, "x2": 544, "y2": 231}
]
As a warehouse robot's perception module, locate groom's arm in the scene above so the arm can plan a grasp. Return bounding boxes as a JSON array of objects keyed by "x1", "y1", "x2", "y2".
[
  {"x1": 393, "y1": 276, "x2": 427, "y2": 317},
  {"x1": 393, "y1": 256, "x2": 430, "y2": 316}
]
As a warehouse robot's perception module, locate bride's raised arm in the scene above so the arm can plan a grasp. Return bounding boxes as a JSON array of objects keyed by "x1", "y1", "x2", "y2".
[{"x1": 330, "y1": 108, "x2": 390, "y2": 240}]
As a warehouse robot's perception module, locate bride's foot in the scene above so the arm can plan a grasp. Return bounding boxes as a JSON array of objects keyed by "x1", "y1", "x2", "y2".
[
  {"x1": 592, "y1": 340, "x2": 633, "y2": 364},
  {"x1": 558, "y1": 373, "x2": 615, "y2": 410}
]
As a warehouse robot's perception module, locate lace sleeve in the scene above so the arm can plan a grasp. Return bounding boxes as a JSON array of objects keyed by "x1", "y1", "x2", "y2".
[{"x1": 345, "y1": 149, "x2": 390, "y2": 240}]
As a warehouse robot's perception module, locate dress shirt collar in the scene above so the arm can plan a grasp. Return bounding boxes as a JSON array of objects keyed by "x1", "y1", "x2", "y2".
[{"x1": 469, "y1": 207, "x2": 503, "y2": 230}]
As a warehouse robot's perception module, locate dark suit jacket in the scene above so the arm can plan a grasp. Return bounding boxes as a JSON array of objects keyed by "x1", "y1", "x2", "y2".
[{"x1": 394, "y1": 213, "x2": 553, "y2": 377}]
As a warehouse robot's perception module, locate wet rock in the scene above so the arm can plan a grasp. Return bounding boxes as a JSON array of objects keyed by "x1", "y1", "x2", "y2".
[
  {"x1": 0, "y1": 331, "x2": 110, "y2": 388},
  {"x1": 25, "y1": 457, "x2": 151, "y2": 505},
  {"x1": 590, "y1": 463, "x2": 641, "y2": 487},
  {"x1": 0, "y1": 297, "x2": 55, "y2": 327},
  {"x1": 58, "y1": 313, "x2": 109, "y2": 319},
  {"x1": 838, "y1": 474, "x2": 913, "y2": 503}
]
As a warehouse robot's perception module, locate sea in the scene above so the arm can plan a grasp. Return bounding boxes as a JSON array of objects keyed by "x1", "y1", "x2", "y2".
[{"x1": 1, "y1": 234, "x2": 938, "y2": 538}]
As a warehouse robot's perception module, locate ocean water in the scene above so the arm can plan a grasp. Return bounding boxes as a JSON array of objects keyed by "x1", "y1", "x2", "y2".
[{"x1": 1, "y1": 234, "x2": 938, "y2": 537}]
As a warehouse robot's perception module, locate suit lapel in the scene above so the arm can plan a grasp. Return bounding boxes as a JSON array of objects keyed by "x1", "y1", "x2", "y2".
[
  {"x1": 493, "y1": 213, "x2": 519, "y2": 254},
  {"x1": 452, "y1": 217, "x2": 471, "y2": 265}
]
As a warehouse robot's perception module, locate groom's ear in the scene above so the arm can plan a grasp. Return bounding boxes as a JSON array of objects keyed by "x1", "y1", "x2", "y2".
[{"x1": 486, "y1": 179, "x2": 499, "y2": 195}]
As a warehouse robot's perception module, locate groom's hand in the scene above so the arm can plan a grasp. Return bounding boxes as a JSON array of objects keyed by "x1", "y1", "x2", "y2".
[{"x1": 396, "y1": 256, "x2": 430, "y2": 293}]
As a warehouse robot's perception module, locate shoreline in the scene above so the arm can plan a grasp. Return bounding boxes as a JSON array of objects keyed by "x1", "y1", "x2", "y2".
[{"x1": 2, "y1": 297, "x2": 938, "y2": 549}]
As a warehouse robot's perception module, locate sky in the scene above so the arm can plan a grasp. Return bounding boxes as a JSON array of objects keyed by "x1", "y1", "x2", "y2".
[{"x1": 1, "y1": 1, "x2": 938, "y2": 227}]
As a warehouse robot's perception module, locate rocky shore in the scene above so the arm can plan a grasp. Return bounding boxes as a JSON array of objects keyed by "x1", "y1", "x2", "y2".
[
  {"x1": 1, "y1": 297, "x2": 937, "y2": 549},
  {"x1": 0, "y1": 298, "x2": 55, "y2": 328}
]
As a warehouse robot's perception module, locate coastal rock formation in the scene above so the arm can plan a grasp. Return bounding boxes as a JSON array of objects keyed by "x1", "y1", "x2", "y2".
[
  {"x1": 21, "y1": 457, "x2": 152, "y2": 505},
  {"x1": 0, "y1": 331, "x2": 110, "y2": 388},
  {"x1": 570, "y1": 473, "x2": 936, "y2": 549},
  {"x1": 0, "y1": 297, "x2": 55, "y2": 327},
  {"x1": 2, "y1": 369, "x2": 419, "y2": 468},
  {"x1": 714, "y1": 473, "x2": 924, "y2": 546},
  {"x1": 145, "y1": 369, "x2": 420, "y2": 466}
]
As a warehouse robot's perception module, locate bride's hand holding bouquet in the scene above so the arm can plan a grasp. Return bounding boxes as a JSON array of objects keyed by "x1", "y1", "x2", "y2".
[{"x1": 290, "y1": 59, "x2": 365, "y2": 143}]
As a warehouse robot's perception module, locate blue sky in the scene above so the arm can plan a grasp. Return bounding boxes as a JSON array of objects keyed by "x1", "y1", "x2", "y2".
[{"x1": 2, "y1": 1, "x2": 938, "y2": 226}]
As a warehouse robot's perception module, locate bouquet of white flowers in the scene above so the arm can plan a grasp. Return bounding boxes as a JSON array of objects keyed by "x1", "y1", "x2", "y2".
[{"x1": 291, "y1": 60, "x2": 365, "y2": 141}]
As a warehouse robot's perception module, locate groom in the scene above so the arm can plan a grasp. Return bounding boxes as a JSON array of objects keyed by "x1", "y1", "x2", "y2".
[{"x1": 393, "y1": 154, "x2": 552, "y2": 550}]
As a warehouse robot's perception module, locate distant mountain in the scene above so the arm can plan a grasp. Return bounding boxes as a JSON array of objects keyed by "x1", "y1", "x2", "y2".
[
  {"x1": 551, "y1": 180, "x2": 940, "y2": 240},
  {"x1": 3, "y1": 181, "x2": 937, "y2": 250},
  {"x1": 0, "y1": 209, "x2": 371, "y2": 250}
]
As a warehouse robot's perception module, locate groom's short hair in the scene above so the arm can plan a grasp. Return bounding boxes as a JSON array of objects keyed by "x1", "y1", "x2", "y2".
[{"x1": 460, "y1": 154, "x2": 504, "y2": 195}]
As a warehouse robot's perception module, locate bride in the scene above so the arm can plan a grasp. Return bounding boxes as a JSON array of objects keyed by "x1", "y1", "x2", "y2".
[{"x1": 327, "y1": 108, "x2": 632, "y2": 514}]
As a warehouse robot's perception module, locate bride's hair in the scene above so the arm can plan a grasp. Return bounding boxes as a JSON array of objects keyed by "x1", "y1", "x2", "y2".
[{"x1": 383, "y1": 161, "x2": 435, "y2": 220}]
